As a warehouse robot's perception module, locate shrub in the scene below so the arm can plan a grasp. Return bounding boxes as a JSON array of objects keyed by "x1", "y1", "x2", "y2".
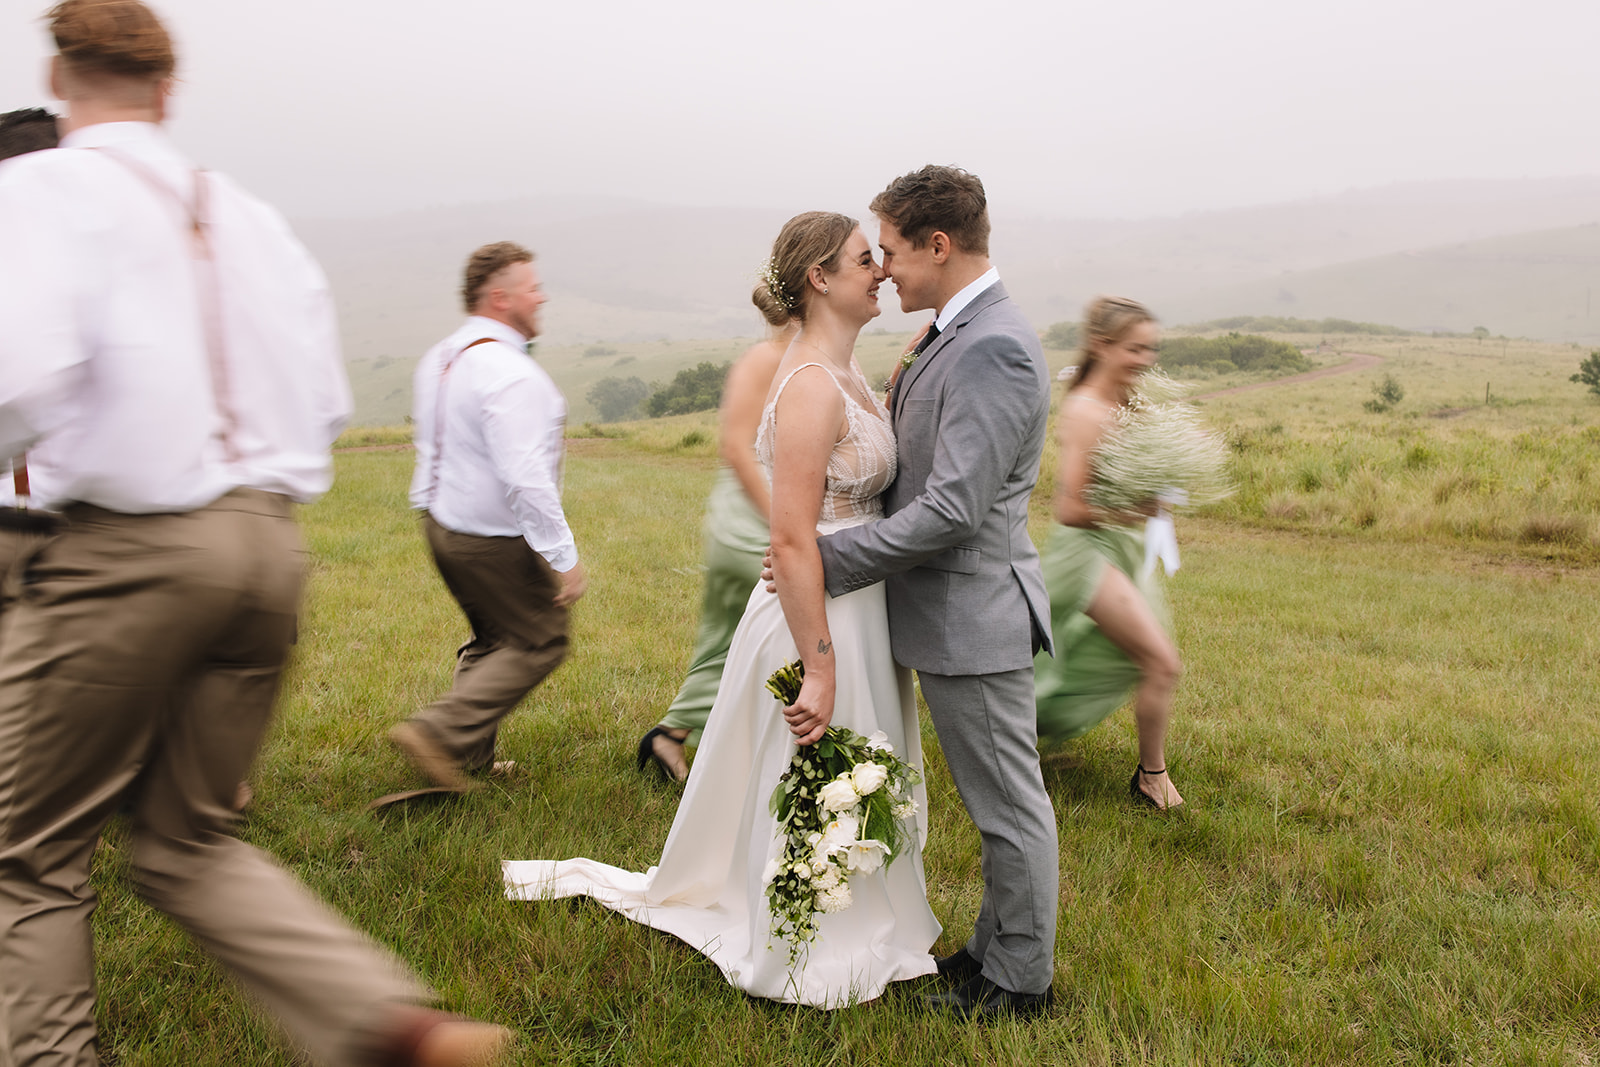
[
  {"x1": 646, "y1": 361, "x2": 731, "y2": 417},
  {"x1": 1178, "y1": 315, "x2": 1411, "y2": 336},
  {"x1": 1571, "y1": 350, "x2": 1600, "y2": 398},
  {"x1": 587, "y1": 376, "x2": 650, "y2": 422},
  {"x1": 1363, "y1": 375, "x2": 1405, "y2": 414},
  {"x1": 1159, "y1": 333, "x2": 1312, "y2": 374},
  {"x1": 1042, "y1": 321, "x2": 1081, "y2": 350}
]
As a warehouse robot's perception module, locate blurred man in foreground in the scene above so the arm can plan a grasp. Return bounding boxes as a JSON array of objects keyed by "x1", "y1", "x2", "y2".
[{"x1": 0, "y1": 3, "x2": 508, "y2": 1064}]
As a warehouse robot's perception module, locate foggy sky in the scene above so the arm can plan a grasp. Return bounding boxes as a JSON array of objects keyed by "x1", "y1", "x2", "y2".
[{"x1": 4, "y1": 0, "x2": 1598, "y2": 222}]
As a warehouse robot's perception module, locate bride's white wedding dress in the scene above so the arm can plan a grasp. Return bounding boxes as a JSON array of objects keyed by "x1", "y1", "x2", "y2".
[{"x1": 503, "y1": 362, "x2": 939, "y2": 1007}]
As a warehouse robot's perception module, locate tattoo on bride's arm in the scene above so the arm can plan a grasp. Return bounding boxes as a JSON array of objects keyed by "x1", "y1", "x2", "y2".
[{"x1": 817, "y1": 638, "x2": 832, "y2": 655}]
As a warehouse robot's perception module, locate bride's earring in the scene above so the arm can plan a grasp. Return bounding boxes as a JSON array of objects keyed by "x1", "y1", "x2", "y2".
[{"x1": 822, "y1": 288, "x2": 829, "y2": 295}]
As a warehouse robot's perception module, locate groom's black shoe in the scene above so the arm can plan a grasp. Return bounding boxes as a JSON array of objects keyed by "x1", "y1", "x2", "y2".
[
  {"x1": 934, "y1": 947, "x2": 984, "y2": 983},
  {"x1": 921, "y1": 973, "x2": 1053, "y2": 1020}
]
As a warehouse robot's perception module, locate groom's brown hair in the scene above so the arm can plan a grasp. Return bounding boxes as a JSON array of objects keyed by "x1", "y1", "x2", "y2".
[{"x1": 870, "y1": 165, "x2": 989, "y2": 256}]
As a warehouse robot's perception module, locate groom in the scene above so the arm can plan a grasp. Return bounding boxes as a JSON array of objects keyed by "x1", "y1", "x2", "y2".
[{"x1": 816, "y1": 165, "x2": 1057, "y2": 1016}]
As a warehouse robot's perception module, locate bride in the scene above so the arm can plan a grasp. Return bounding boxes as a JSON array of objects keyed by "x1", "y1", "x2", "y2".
[{"x1": 503, "y1": 212, "x2": 939, "y2": 1006}]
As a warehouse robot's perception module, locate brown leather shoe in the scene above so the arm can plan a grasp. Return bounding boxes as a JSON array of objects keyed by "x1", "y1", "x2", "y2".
[{"x1": 388, "y1": 722, "x2": 473, "y2": 793}]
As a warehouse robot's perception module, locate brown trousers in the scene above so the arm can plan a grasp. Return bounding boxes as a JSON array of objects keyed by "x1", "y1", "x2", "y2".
[
  {"x1": 0, "y1": 490, "x2": 428, "y2": 1067},
  {"x1": 410, "y1": 514, "x2": 570, "y2": 770}
]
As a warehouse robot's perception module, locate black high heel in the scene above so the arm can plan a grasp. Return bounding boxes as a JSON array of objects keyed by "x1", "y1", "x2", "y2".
[
  {"x1": 636, "y1": 726, "x2": 687, "y2": 783},
  {"x1": 1129, "y1": 765, "x2": 1172, "y2": 810}
]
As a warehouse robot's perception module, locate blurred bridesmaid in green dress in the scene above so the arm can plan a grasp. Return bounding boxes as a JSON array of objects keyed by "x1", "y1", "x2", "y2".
[
  {"x1": 1036, "y1": 297, "x2": 1184, "y2": 810},
  {"x1": 636, "y1": 286, "x2": 797, "y2": 782}
]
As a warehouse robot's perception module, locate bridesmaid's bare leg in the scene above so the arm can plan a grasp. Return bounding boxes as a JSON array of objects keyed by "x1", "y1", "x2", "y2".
[{"x1": 1084, "y1": 567, "x2": 1184, "y2": 809}]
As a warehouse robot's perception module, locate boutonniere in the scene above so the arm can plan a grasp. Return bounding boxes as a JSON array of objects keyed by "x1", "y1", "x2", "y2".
[{"x1": 883, "y1": 345, "x2": 923, "y2": 393}]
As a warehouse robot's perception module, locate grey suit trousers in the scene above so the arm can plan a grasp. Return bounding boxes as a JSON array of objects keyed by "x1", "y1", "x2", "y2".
[
  {"x1": 0, "y1": 490, "x2": 429, "y2": 1067},
  {"x1": 918, "y1": 667, "x2": 1058, "y2": 995}
]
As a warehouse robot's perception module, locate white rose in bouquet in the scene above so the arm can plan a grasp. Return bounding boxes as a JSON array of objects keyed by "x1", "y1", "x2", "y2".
[
  {"x1": 864, "y1": 731, "x2": 892, "y2": 752},
  {"x1": 817, "y1": 776, "x2": 860, "y2": 813},
  {"x1": 849, "y1": 761, "x2": 889, "y2": 795},
  {"x1": 813, "y1": 865, "x2": 842, "y2": 890}
]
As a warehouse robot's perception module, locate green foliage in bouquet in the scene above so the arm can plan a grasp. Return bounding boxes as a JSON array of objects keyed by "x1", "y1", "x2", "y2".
[{"x1": 760, "y1": 659, "x2": 922, "y2": 963}]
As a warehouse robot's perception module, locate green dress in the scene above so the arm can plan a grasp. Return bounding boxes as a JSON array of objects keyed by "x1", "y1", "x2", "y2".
[
  {"x1": 1033, "y1": 523, "x2": 1172, "y2": 747},
  {"x1": 659, "y1": 469, "x2": 768, "y2": 746}
]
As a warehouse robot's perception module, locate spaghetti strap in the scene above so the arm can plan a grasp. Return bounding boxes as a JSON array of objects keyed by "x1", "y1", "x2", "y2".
[{"x1": 769, "y1": 362, "x2": 844, "y2": 409}]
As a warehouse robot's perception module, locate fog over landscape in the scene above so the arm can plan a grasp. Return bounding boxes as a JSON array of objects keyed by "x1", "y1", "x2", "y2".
[{"x1": 5, "y1": 0, "x2": 1599, "y2": 359}]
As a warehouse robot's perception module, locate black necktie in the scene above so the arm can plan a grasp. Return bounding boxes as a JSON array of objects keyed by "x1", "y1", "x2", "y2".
[{"x1": 915, "y1": 323, "x2": 941, "y2": 354}]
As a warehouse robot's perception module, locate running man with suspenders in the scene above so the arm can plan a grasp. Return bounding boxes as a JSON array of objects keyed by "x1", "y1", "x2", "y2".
[
  {"x1": 391, "y1": 242, "x2": 587, "y2": 793},
  {"x1": 0, "y1": 3, "x2": 510, "y2": 1064}
]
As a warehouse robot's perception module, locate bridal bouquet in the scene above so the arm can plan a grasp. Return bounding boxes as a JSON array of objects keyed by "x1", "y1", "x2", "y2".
[
  {"x1": 761, "y1": 660, "x2": 921, "y2": 963},
  {"x1": 1087, "y1": 368, "x2": 1233, "y2": 516}
]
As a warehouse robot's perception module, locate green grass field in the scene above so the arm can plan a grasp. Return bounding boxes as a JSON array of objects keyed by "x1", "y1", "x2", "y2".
[
  {"x1": 84, "y1": 343, "x2": 1600, "y2": 1065},
  {"x1": 1190, "y1": 334, "x2": 1600, "y2": 557}
]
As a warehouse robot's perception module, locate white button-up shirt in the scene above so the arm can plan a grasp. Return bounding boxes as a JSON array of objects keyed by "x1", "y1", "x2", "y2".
[
  {"x1": 934, "y1": 266, "x2": 1001, "y2": 333},
  {"x1": 409, "y1": 317, "x2": 579, "y2": 572},
  {"x1": 0, "y1": 121, "x2": 350, "y2": 511}
]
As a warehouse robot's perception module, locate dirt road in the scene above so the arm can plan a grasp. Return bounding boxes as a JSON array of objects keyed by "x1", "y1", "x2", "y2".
[{"x1": 1191, "y1": 351, "x2": 1383, "y2": 400}]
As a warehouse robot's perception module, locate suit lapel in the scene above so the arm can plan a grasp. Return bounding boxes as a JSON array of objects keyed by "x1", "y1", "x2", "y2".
[{"x1": 892, "y1": 281, "x2": 1010, "y2": 424}]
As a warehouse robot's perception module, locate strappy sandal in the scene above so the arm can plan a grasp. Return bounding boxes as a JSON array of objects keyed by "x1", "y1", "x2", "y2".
[
  {"x1": 636, "y1": 726, "x2": 688, "y2": 783},
  {"x1": 1129, "y1": 765, "x2": 1180, "y2": 810}
]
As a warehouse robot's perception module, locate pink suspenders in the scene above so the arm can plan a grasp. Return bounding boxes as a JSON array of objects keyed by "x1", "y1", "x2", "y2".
[
  {"x1": 91, "y1": 147, "x2": 241, "y2": 463},
  {"x1": 427, "y1": 337, "x2": 497, "y2": 507}
]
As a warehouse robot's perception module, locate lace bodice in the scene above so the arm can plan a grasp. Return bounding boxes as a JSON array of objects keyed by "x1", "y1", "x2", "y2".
[{"x1": 755, "y1": 362, "x2": 897, "y2": 528}]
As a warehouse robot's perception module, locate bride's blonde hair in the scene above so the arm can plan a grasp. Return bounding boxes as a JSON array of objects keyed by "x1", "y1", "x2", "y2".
[{"x1": 753, "y1": 212, "x2": 856, "y2": 325}]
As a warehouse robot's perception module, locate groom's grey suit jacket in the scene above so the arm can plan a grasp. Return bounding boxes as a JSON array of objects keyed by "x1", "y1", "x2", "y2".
[{"x1": 818, "y1": 281, "x2": 1053, "y2": 675}]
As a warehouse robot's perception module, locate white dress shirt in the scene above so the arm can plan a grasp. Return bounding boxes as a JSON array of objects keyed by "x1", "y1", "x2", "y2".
[
  {"x1": 409, "y1": 317, "x2": 579, "y2": 572},
  {"x1": 0, "y1": 122, "x2": 350, "y2": 511},
  {"x1": 934, "y1": 266, "x2": 1002, "y2": 332}
]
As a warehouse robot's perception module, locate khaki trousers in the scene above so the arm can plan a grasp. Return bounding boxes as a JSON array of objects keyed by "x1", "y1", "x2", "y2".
[
  {"x1": 0, "y1": 490, "x2": 429, "y2": 1067},
  {"x1": 0, "y1": 529, "x2": 40, "y2": 624},
  {"x1": 411, "y1": 514, "x2": 570, "y2": 771}
]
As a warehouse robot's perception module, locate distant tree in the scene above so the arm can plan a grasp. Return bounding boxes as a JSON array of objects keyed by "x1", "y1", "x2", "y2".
[
  {"x1": 1571, "y1": 350, "x2": 1600, "y2": 398},
  {"x1": 646, "y1": 361, "x2": 730, "y2": 417},
  {"x1": 1363, "y1": 374, "x2": 1405, "y2": 413},
  {"x1": 1471, "y1": 326, "x2": 1490, "y2": 342},
  {"x1": 1042, "y1": 321, "x2": 1080, "y2": 350},
  {"x1": 587, "y1": 376, "x2": 649, "y2": 422}
]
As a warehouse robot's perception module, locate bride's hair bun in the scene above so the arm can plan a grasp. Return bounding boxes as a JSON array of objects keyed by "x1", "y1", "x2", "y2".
[
  {"x1": 754, "y1": 212, "x2": 856, "y2": 325},
  {"x1": 48, "y1": 0, "x2": 176, "y2": 82},
  {"x1": 751, "y1": 267, "x2": 793, "y2": 328}
]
